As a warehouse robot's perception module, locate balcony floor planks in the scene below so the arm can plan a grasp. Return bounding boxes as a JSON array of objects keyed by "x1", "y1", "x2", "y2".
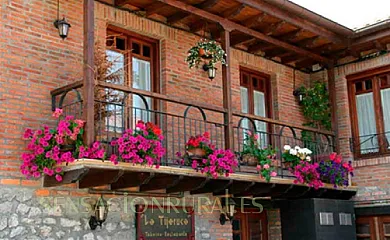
[{"x1": 43, "y1": 159, "x2": 357, "y2": 200}]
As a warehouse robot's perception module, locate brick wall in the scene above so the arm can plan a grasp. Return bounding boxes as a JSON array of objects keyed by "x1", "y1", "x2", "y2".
[
  {"x1": 311, "y1": 53, "x2": 390, "y2": 202},
  {"x1": 0, "y1": 0, "x2": 338, "y2": 239}
]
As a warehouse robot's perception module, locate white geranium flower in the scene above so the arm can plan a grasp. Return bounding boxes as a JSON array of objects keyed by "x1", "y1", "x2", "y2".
[
  {"x1": 294, "y1": 146, "x2": 300, "y2": 150},
  {"x1": 306, "y1": 156, "x2": 311, "y2": 161},
  {"x1": 305, "y1": 148, "x2": 312, "y2": 155},
  {"x1": 298, "y1": 148, "x2": 305, "y2": 154},
  {"x1": 284, "y1": 145, "x2": 291, "y2": 151},
  {"x1": 289, "y1": 149, "x2": 297, "y2": 156}
]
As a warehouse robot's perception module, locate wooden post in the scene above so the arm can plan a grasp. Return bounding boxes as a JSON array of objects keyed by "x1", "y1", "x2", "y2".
[
  {"x1": 83, "y1": 0, "x2": 95, "y2": 146},
  {"x1": 221, "y1": 26, "x2": 234, "y2": 149},
  {"x1": 327, "y1": 64, "x2": 339, "y2": 153}
]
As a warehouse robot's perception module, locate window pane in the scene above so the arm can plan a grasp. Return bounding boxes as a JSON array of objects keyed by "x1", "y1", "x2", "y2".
[
  {"x1": 132, "y1": 57, "x2": 152, "y2": 123},
  {"x1": 254, "y1": 90, "x2": 267, "y2": 147},
  {"x1": 240, "y1": 87, "x2": 250, "y2": 131},
  {"x1": 104, "y1": 50, "x2": 125, "y2": 133},
  {"x1": 143, "y1": 45, "x2": 151, "y2": 57},
  {"x1": 382, "y1": 88, "x2": 390, "y2": 149},
  {"x1": 356, "y1": 93, "x2": 378, "y2": 153},
  {"x1": 241, "y1": 87, "x2": 249, "y2": 114},
  {"x1": 116, "y1": 38, "x2": 126, "y2": 50},
  {"x1": 132, "y1": 42, "x2": 140, "y2": 54},
  {"x1": 106, "y1": 50, "x2": 125, "y2": 85},
  {"x1": 356, "y1": 81, "x2": 363, "y2": 92},
  {"x1": 365, "y1": 80, "x2": 372, "y2": 90}
]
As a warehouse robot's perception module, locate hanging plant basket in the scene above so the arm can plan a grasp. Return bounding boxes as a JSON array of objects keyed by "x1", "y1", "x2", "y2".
[
  {"x1": 186, "y1": 39, "x2": 227, "y2": 69},
  {"x1": 187, "y1": 148, "x2": 207, "y2": 158}
]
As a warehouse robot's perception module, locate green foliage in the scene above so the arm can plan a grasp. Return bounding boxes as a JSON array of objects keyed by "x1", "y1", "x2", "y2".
[
  {"x1": 241, "y1": 132, "x2": 277, "y2": 182},
  {"x1": 185, "y1": 39, "x2": 227, "y2": 69},
  {"x1": 299, "y1": 82, "x2": 332, "y2": 131}
]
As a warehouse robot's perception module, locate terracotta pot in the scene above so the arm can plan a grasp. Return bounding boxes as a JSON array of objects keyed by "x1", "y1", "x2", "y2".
[
  {"x1": 199, "y1": 48, "x2": 206, "y2": 57},
  {"x1": 187, "y1": 148, "x2": 206, "y2": 158},
  {"x1": 242, "y1": 154, "x2": 258, "y2": 166}
]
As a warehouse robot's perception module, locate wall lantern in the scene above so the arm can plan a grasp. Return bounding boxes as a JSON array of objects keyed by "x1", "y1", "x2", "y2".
[
  {"x1": 89, "y1": 195, "x2": 109, "y2": 230},
  {"x1": 53, "y1": 0, "x2": 71, "y2": 39},
  {"x1": 219, "y1": 197, "x2": 236, "y2": 225},
  {"x1": 203, "y1": 64, "x2": 216, "y2": 80},
  {"x1": 293, "y1": 88, "x2": 305, "y2": 104}
]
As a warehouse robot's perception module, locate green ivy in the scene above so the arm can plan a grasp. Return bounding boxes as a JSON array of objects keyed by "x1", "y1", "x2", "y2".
[{"x1": 299, "y1": 82, "x2": 332, "y2": 131}]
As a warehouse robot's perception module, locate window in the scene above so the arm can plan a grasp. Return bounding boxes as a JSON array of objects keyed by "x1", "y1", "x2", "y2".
[
  {"x1": 240, "y1": 68, "x2": 271, "y2": 147},
  {"x1": 348, "y1": 66, "x2": 390, "y2": 157},
  {"x1": 106, "y1": 27, "x2": 159, "y2": 129}
]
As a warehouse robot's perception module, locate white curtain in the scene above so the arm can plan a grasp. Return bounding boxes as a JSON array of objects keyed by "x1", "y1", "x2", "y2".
[
  {"x1": 132, "y1": 57, "x2": 152, "y2": 123},
  {"x1": 240, "y1": 87, "x2": 250, "y2": 130},
  {"x1": 254, "y1": 90, "x2": 267, "y2": 147},
  {"x1": 356, "y1": 93, "x2": 378, "y2": 153},
  {"x1": 381, "y1": 88, "x2": 390, "y2": 148}
]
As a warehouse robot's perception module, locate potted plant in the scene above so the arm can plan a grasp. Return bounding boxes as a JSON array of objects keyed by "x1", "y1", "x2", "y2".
[
  {"x1": 185, "y1": 132, "x2": 214, "y2": 160},
  {"x1": 53, "y1": 108, "x2": 85, "y2": 152},
  {"x1": 317, "y1": 153, "x2": 354, "y2": 188},
  {"x1": 282, "y1": 145, "x2": 312, "y2": 168},
  {"x1": 109, "y1": 120, "x2": 165, "y2": 167},
  {"x1": 21, "y1": 109, "x2": 108, "y2": 182},
  {"x1": 185, "y1": 39, "x2": 227, "y2": 69}
]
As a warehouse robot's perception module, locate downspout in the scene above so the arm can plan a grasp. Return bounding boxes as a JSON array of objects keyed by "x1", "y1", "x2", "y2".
[{"x1": 264, "y1": 0, "x2": 354, "y2": 36}]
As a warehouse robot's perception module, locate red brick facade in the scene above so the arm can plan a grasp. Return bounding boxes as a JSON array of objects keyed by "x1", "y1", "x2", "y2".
[{"x1": 1, "y1": 0, "x2": 389, "y2": 239}]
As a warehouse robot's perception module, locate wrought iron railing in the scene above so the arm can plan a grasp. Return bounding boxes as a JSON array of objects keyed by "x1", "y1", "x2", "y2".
[
  {"x1": 348, "y1": 132, "x2": 390, "y2": 159},
  {"x1": 51, "y1": 81, "x2": 335, "y2": 178}
]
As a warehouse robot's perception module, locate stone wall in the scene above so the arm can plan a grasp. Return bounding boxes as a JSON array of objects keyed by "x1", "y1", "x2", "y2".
[{"x1": 0, "y1": 186, "x2": 236, "y2": 240}]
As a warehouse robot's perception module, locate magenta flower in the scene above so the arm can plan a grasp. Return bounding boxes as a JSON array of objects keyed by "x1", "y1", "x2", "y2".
[
  {"x1": 55, "y1": 174, "x2": 63, "y2": 182},
  {"x1": 52, "y1": 108, "x2": 63, "y2": 118}
]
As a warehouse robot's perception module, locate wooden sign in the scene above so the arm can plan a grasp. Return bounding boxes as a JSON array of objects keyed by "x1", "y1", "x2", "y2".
[{"x1": 136, "y1": 205, "x2": 195, "y2": 240}]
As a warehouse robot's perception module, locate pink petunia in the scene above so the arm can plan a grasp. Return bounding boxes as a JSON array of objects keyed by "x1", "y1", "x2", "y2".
[
  {"x1": 55, "y1": 174, "x2": 63, "y2": 182},
  {"x1": 52, "y1": 108, "x2": 63, "y2": 118}
]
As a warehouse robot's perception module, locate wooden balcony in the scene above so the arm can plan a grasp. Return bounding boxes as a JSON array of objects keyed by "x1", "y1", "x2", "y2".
[{"x1": 44, "y1": 81, "x2": 357, "y2": 200}]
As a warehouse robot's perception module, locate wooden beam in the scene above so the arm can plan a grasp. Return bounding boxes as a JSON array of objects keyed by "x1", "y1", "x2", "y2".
[
  {"x1": 145, "y1": 2, "x2": 166, "y2": 17},
  {"x1": 280, "y1": 53, "x2": 299, "y2": 63},
  {"x1": 43, "y1": 168, "x2": 89, "y2": 187},
  {"x1": 374, "y1": 40, "x2": 387, "y2": 51},
  {"x1": 166, "y1": 177, "x2": 208, "y2": 193},
  {"x1": 83, "y1": 0, "x2": 95, "y2": 146},
  {"x1": 247, "y1": 42, "x2": 271, "y2": 53},
  {"x1": 327, "y1": 64, "x2": 339, "y2": 153},
  {"x1": 221, "y1": 28, "x2": 234, "y2": 149},
  {"x1": 190, "y1": 21, "x2": 208, "y2": 33},
  {"x1": 140, "y1": 174, "x2": 181, "y2": 191},
  {"x1": 79, "y1": 169, "x2": 124, "y2": 188},
  {"x1": 231, "y1": 35, "x2": 255, "y2": 46},
  {"x1": 156, "y1": 0, "x2": 330, "y2": 64},
  {"x1": 221, "y1": 4, "x2": 245, "y2": 18},
  {"x1": 190, "y1": 179, "x2": 233, "y2": 195},
  {"x1": 263, "y1": 21, "x2": 285, "y2": 36},
  {"x1": 351, "y1": 28, "x2": 390, "y2": 47},
  {"x1": 167, "y1": 0, "x2": 219, "y2": 24},
  {"x1": 295, "y1": 36, "x2": 320, "y2": 48},
  {"x1": 294, "y1": 58, "x2": 315, "y2": 69},
  {"x1": 264, "y1": 48, "x2": 287, "y2": 58},
  {"x1": 234, "y1": 0, "x2": 345, "y2": 44},
  {"x1": 110, "y1": 172, "x2": 155, "y2": 190},
  {"x1": 167, "y1": 12, "x2": 188, "y2": 24},
  {"x1": 241, "y1": 13, "x2": 267, "y2": 28},
  {"x1": 276, "y1": 29, "x2": 303, "y2": 42}
]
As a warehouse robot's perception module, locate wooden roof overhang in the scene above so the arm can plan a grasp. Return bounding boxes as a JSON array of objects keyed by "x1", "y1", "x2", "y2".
[
  {"x1": 109, "y1": 0, "x2": 390, "y2": 71},
  {"x1": 43, "y1": 159, "x2": 357, "y2": 200}
]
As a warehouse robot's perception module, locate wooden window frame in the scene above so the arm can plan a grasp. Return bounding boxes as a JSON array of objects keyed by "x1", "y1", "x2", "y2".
[
  {"x1": 106, "y1": 25, "x2": 160, "y2": 94},
  {"x1": 347, "y1": 65, "x2": 390, "y2": 159},
  {"x1": 240, "y1": 67, "x2": 272, "y2": 119}
]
